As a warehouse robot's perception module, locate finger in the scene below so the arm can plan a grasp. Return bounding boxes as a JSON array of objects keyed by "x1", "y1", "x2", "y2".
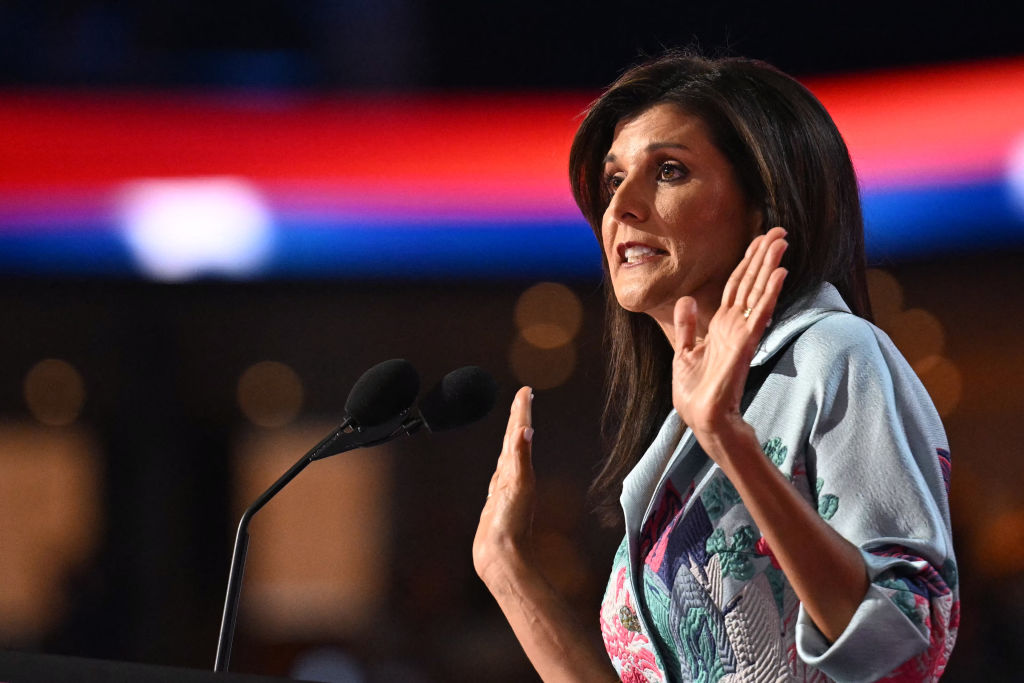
[
  {"x1": 503, "y1": 386, "x2": 529, "y2": 447},
  {"x1": 509, "y1": 386, "x2": 534, "y2": 476},
  {"x1": 490, "y1": 421, "x2": 534, "y2": 502},
  {"x1": 495, "y1": 386, "x2": 531, "y2": 487},
  {"x1": 735, "y1": 231, "x2": 773, "y2": 310},
  {"x1": 511, "y1": 385, "x2": 533, "y2": 429},
  {"x1": 746, "y1": 233, "x2": 788, "y2": 311},
  {"x1": 512, "y1": 424, "x2": 535, "y2": 480},
  {"x1": 750, "y1": 268, "x2": 788, "y2": 330},
  {"x1": 722, "y1": 233, "x2": 762, "y2": 307},
  {"x1": 673, "y1": 296, "x2": 698, "y2": 353}
]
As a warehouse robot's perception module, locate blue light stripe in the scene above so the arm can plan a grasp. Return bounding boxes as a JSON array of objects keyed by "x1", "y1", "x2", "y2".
[{"x1": 0, "y1": 178, "x2": 1020, "y2": 278}]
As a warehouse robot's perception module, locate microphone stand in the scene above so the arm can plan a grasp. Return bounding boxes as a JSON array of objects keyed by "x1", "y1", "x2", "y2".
[{"x1": 213, "y1": 412, "x2": 411, "y2": 673}]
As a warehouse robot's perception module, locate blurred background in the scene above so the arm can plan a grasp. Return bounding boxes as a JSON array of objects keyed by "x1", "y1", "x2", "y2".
[{"x1": 0, "y1": 1, "x2": 1022, "y2": 680}]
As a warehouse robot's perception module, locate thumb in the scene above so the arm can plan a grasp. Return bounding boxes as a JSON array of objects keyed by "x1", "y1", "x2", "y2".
[
  {"x1": 511, "y1": 389, "x2": 535, "y2": 479},
  {"x1": 673, "y1": 296, "x2": 698, "y2": 353}
]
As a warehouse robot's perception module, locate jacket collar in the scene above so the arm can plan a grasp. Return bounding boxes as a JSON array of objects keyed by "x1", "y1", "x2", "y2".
[
  {"x1": 619, "y1": 282, "x2": 855, "y2": 531},
  {"x1": 751, "y1": 282, "x2": 851, "y2": 366}
]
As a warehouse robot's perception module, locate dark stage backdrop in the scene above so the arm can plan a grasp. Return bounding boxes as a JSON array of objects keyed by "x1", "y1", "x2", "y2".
[{"x1": 0, "y1": 1, "x2": 1022, "y2": 680}]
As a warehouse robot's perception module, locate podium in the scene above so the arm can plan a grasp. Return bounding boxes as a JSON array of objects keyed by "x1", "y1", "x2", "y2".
[{"x1": 0, "y1": 650, "x2": 320, "y2": 683}]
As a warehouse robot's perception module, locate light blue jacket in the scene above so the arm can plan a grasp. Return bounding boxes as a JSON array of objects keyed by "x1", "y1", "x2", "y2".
[{"x1": 599, "y1": 284, "x2": 958, "y2": 682}]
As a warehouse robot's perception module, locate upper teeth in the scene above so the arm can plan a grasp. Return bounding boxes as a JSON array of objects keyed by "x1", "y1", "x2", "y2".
[{"x1": 624, "y1": 245, "x2": 655, "y2": 263}]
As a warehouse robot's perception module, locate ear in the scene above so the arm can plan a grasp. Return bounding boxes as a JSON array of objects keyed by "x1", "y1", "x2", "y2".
[{"x1": 746, "y1": 205, "x2": 766, "y2": 240}]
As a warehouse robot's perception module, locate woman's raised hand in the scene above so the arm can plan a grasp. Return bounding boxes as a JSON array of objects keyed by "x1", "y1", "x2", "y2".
[
  {"x1": 472, "y1": 388, "x2": 620, "y2": 680},
  {"x1": 671, "y1": 227, "x2": 788, "y2": 440},
  {"x1": 473, "y1": 385, "x2": 536, "y2": 585}
]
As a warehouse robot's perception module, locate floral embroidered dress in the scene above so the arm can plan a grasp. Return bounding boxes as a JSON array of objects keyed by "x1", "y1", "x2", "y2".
[{"x1": 600, "y1": 284, "x2": 959, "y2": 682}]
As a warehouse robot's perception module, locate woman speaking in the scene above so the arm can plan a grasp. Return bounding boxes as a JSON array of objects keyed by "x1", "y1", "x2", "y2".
[{"x1": 473, "y1": 52, "x2": 958, "y2": 682}]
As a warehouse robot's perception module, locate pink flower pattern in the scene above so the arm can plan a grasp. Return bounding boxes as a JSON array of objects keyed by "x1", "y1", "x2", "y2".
[
  {"x1": 601, "y1": 431, "x2": 957, "y2": 682},
  {"x1": 600, "y1": 564, "x2": 664, "y2": 682}
]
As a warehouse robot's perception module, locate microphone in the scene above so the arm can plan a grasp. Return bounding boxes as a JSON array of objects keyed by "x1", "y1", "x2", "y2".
[
  {"x1": 318, "y1": 365, "x2": 498, "y2": 452},
  {"x1": 307, "y1": 358, "x2": 421, "y2": 460},
  {"x1": 214, "y1": 362, "x2": 495, "y2": 673},
  {"x1": 345, "y1": 357, "x2": 421, "y2": 428},
  {"x1": 214, "y1": 358, "x2": 419, "y2": 673},
  {"x1": 407, "y1": 365, "x2": 498, "y2": 433}
]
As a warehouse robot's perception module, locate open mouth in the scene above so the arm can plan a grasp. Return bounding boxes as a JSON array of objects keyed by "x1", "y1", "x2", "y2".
[{"x1": 619, "y1": 243, "x2": 667, "y2": 264}]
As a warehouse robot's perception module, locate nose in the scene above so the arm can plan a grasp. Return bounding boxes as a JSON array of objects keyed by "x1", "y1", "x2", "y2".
[{"x1": 605, "y1": 173, "x2": 648, "y2": 225}]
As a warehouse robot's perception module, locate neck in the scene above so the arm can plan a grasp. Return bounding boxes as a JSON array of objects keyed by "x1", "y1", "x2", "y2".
[{"x1": 650, "y1": 296, "x2": 713, "y2": 353}]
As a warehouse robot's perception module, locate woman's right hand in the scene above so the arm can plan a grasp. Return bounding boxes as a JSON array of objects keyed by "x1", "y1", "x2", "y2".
[
  {"x1": 472, "y1": 386, "x2": 619, "y2": 682},
  {"x1": 473, "y1": 385, "x2": 536, "y2": 588}
]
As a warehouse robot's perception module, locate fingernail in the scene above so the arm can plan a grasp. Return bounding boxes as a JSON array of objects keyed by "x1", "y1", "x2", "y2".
[
  {"x1": 529, "y1": 392, "x2": 535, "y2": 402},
  {"x1": 524, "y1": 427, "x2": 534, "y2": 442}
]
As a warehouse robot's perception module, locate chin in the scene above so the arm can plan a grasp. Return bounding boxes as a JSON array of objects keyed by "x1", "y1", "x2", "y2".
[
  {"x1": 613, "y1": 291, "x2": 668, "y2": 319},
  {"x1": 611, "y1": 277, "x2": 677, "y2": 311},
  {"x1": 611, "y1": 287, "x2": 645, "y2": 313}
]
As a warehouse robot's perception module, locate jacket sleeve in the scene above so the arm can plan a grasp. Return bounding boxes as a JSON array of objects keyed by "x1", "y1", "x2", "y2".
[{"x1": 792, "y1": 316, "x2": 959, "y2": 682}]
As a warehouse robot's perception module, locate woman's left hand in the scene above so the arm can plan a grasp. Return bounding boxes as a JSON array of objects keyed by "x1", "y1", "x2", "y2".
[
  {"x1": 473, "y1": 386, "x2": 537, "y2": 586},
  {"x1": 672, "y1": 226, "x2": 788, "y2": 440},
  {"x1": 673, "y1": 227, "x2": 870, "y2": 643}
]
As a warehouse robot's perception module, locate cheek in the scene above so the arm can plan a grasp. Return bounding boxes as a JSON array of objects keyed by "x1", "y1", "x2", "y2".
[
  {"x1": 600, "y1": 218, "x2": 616, "y2": 266},
  {"x1": 690, "y1": 184, "x2": 729, "y2": 223}
]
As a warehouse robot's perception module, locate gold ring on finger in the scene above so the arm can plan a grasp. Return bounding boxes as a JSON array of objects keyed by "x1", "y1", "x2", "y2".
[{"x1": 743, "y1": 307, "x2": 753, "y2": 319}]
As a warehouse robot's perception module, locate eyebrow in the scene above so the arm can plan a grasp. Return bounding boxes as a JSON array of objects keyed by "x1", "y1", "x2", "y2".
[{"x1": 603, "y1": 142, "x2": 692, "y2": 164}]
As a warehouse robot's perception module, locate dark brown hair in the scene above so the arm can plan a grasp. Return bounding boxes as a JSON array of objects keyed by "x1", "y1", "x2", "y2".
[{"x1": 569, "y1": 51, "x2": 871, "y2": 521}]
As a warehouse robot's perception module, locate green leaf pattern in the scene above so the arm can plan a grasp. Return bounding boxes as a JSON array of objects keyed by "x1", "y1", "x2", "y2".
[
  {"x1": 762, "y1": 437, "x2": 787, "y2": 466},
  {"x1": 815, "y1": 477, "x2": 840, "y2": 521},
  {"x1": 705, "y1": 525, "x2": 757, "y2": 582},
  {"x1": 678, "y1": 608, "x2": 727, "y2": 683},
  {"x1": 645, "y1": 574, "x2": 678, "y2": 661},
  {"x1": 701, "y1": 476, "x2": 741, "y2": 522},
  {"x1": 878, "y1": 579, "x2": 923, "y2": 625}
]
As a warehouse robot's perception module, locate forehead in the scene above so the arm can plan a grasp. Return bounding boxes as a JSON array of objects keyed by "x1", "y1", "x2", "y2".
[{"x1": 606, "y1": 102, "x2": 711, "y2": 159}]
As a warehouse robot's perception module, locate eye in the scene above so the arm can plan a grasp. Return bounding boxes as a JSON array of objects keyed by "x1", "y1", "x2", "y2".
[
  {"x1": 603, "y1": 172, "x2": 624, "y2": 194},
  {"x1": 657, "y1": 162, "x2": 687, "y2": 182}
]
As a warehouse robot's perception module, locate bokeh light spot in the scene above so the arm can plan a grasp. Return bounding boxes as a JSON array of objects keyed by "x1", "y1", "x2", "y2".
[
  {"x1": 514, "y1": 282, "x2": 583, "y2": 349},
  {"x1": 866, "y1": 268, "x2": 904, "y2": 329},
  {"x1": 237, "y1": 361, "x2": 304, "y2": 428},
  {"x1": 974, "y1": 506, "x2": 1024, "y2": 577},
  {"x1": 887, "y1": 307, "x2": 945, "y2": 363},
  {"x1": 119, "y1": 177, "x2": 273, "y2": 281},
  {"x1": 23, "y1": 359, "x2": 86, "y2": 426},
  {"x1": 913, "y1": 354, "x2": 963, "y2": 417},
  {"x1": 509, "y1": 334, "x2": 576, "y2": 390}
]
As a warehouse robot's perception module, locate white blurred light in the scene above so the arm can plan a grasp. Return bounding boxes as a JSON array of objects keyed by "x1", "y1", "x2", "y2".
[
  {"x1": 1009, "y1": 133, "x2": 1024, "y2": 219},
  {"x1": 118, "y1": 177, "x2": 273, "y2": 281}
]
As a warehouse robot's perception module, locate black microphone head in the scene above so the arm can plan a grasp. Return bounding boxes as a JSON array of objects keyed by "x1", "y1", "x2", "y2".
[
  {"x1": 419, "y1": 365, "x2": 498, "y2": 432},
  {"x1": 345, "y1": 358, "x2": 420, "y2": 427}
]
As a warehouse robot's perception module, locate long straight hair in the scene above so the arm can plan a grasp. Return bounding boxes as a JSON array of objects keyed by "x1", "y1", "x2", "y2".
[{"x1": 569, "y1": 52, "x2": 872, "y2": 522}]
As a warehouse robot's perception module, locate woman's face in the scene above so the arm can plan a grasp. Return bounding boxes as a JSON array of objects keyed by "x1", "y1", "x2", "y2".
[{"x1": 601, "y1": 103, "x2": 762, "y2": 327}]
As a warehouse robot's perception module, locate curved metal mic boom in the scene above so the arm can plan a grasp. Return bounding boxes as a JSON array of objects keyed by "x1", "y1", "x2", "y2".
[
  {"x1": 212, "y1": 362, "x2": 496, "y2": 673},
  {"x1": 213, "y1": 359, "x2": 419, "y2": 673}
]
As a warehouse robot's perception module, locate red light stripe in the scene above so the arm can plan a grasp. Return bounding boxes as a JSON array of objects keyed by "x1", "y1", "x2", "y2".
[
  {"x1": 0, "y1": 93, "x2": 587, "y2": 187},
  {"x1": 807, "y1": 58, "x2": 1024, "y2": 185},
  {"x1": 0, "y1": 57, "x2": 1020, "y2": 194}
]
